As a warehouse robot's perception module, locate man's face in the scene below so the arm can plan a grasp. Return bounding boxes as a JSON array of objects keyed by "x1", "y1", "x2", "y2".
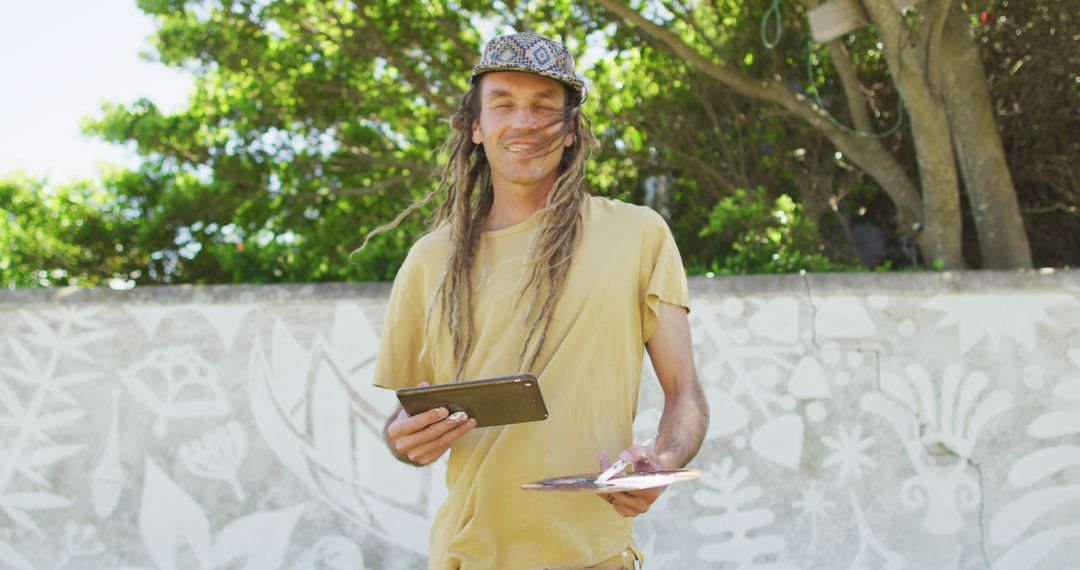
[{"x1": 472, "y1": 71, "x2": 574, "y2": 194}]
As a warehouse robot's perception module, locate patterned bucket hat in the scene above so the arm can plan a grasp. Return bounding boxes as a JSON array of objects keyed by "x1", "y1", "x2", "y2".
[{"x1": 471, "y1": 32, "x2": 586, "y2": 96}]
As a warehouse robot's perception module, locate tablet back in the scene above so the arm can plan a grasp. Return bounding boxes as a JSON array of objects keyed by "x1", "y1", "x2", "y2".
[{"x1": 396, "y1": 374, "x2": 548, "y2": 428}]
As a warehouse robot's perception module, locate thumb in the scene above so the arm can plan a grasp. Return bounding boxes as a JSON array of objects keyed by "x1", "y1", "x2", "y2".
[{"x1": 598, "y1": 450, "x2": 611, "y2": 470}]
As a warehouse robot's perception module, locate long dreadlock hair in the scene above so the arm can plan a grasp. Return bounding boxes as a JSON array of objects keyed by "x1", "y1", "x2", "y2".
[{"x1": 358, "y1": 76, "x2": 598, "y2": 381}]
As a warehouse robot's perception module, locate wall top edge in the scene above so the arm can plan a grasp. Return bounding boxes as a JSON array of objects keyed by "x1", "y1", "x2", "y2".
[
  {"x1": 0, "y1": 269, "x2": 1075, "y2": 306},
  {"x1": 691, "y1": 269, "x2": 1079, "y2": 297}
]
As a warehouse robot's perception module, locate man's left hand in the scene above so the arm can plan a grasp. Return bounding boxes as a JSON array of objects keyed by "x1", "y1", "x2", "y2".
[{"x1": 597, "y1": 446, "x2": 667, "y2": 518}]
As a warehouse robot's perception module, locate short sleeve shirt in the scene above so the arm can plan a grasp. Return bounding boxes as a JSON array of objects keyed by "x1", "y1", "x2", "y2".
[{"x1": 373, "y1": 195, "x2": 689, "y2": 570}]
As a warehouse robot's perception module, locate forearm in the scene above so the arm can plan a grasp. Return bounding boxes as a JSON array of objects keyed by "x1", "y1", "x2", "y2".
[{"x1": 654, "y1": 380, "x2": 709, "y2": 469}]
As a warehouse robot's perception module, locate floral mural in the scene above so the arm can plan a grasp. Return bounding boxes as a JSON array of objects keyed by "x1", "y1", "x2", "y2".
[{"x1": 0, "y1": 273, "x2": 1077, "y2": 568}]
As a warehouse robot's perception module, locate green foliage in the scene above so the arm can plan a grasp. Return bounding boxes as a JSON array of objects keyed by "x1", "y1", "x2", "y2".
[
  {"x1": 79, "y1": 0, "x2": 469, "y2": 284},
  {"x1": 696, "y1": 188, "x2": 858, "y2": 275},
  {"x1": 5, "y1": 0, "x2": 1070, "y2": 286},
  {"x1": 0, "y1": 174, "x2": 143, "y2": 288}
]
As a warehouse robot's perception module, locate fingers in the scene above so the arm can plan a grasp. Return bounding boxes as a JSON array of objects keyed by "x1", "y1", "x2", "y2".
[
  {"x1": 603, "y1": 490, "x2": 657, "y2": 518},
  {"x1": 619, "y1": 445, "x2": 663, "y2": 473},
  {"x1": 598, "y1": 449, "x2": 611, "y2": 471},
  {"x1": 402, "y1": 416, "x2": 476, "y2": 464},
  {"x1": 387, "y1": 406, "x2": 450, "y2": 439},
  {"x1": 388, "y1": 406, "x2": 476, "y2": 465}
]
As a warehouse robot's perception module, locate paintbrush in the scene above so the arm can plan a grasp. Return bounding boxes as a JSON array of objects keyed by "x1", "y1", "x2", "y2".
[{"x1": 595, "y1": 435, "x2": 658, "y2": 484}]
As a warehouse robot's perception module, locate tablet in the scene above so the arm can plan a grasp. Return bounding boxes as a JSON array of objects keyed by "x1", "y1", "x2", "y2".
[{"x1": 396, "y1": 374, "x2": 548, "y2": 428}]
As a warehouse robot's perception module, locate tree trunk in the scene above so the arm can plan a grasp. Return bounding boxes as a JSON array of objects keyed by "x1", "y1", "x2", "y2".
[
  {"x1": 862, "y1": 0, "x2": 966, "y2": 268},
  {"x1": 937, "y1": 3, "x2": 1033, "y2": 268},
  {"x1": 599, "y1": 0, "x2": 971, "y2": 267}
]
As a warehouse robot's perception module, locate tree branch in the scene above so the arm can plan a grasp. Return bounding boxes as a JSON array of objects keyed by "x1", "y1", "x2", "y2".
[
  {"x1": 353, "y1": 3, "x2": 456, "y2": 116},
  {"x1": 824, "y1": 40, "x2": 875, "y2": 134},
  {"x1": 922, "y1": 0, "x2": 954, "y2": 94},
  {"x1": 596, "y1": 0, "x2": 923, "y2": 229}
]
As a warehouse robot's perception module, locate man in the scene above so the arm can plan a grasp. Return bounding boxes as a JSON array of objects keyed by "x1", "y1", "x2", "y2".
[{"x1": 370, "y1": 32, "x2": 708, "y2": 569}]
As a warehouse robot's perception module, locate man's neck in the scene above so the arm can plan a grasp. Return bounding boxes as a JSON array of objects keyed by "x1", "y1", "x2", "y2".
[{"x1": 484, "y1": 178, "x2": 556, "y2": 231}]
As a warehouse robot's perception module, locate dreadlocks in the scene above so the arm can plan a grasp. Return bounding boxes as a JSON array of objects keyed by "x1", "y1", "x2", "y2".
[{"x1": 358, "y1": 78, "x2": 598, "y2": 381}]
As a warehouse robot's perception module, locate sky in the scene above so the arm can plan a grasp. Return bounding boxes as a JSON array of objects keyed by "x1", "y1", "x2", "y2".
[
  {"x1": 0, "y1": 1, "x2": 194, "y2": 183},
  {"x1": 0, "y1": 3, "x2": 606, "y2": 185}
]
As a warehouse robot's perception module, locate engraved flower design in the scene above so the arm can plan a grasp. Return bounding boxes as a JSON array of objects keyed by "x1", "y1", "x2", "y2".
[
  {"x1": 793, "y1": 481, "x2": 835, "y2": 555},
  {"x1": 821, "y1": 424, "x2": 877, "y2": 483}
]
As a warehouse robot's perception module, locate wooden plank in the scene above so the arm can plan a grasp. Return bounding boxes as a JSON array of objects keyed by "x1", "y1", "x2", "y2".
[{"x1": 809, "y1": 0, "x2": 924, "y2": 43}]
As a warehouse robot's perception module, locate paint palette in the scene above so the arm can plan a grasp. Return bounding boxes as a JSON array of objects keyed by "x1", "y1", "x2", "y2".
[{"x1": 521, "y1": 469, "x2": 703, "y2": 494}]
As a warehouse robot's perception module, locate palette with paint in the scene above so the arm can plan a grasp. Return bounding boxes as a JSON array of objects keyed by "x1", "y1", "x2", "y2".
[{"x1": 521, "y1": 469, "x2": 702, "y2": 494}]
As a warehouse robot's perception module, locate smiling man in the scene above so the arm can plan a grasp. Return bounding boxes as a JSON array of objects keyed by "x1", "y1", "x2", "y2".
[{"x1": 369, "y1": 32, "x2": 709, "y2": 570}]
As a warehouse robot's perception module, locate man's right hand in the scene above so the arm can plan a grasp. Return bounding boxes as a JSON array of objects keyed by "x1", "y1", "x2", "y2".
[{"x1": 385, "y1": 404, "x2": 477, "y2": 466}]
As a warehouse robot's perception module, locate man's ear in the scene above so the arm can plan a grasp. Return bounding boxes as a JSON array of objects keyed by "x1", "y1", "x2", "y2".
[
  {"x1": 563, "y1": 132, "x2": 574, "y2": 148},
  {"x1": 472, "y1": 121, "x2": 483, "y2": 145}
]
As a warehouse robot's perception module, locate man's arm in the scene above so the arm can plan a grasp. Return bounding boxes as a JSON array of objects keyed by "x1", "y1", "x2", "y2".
[
  {"x1": 645, "y1": 302, "x2": 709, "y2": 470},
  {"x1": 603, "y1": 301, "x2": 709, "y2": 517}
]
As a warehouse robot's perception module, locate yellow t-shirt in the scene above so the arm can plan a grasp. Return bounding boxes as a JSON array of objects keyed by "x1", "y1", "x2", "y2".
[{"x1": 373, "y1": 195, "x2": 689, "y2": 569}]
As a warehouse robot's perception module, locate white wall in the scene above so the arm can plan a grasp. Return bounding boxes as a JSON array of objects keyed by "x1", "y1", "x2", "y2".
[{"x1": 0, "y1": 271, "x2": 1077, "y2": 569}]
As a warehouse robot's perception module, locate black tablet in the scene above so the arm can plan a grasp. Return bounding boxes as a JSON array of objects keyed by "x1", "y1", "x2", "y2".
[{"x1": 396, "y1": 374, "x2": 548, "y2": 428}]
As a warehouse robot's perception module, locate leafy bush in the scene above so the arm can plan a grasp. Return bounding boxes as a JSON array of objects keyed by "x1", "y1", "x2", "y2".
[{"x1": 695, "y1": 187, "x2": 860, "y2": 275}]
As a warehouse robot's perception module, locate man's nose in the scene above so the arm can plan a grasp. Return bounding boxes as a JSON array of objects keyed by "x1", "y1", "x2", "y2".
[{"x1": 509, "y1": 108, "x2": 541, "y2": 130}]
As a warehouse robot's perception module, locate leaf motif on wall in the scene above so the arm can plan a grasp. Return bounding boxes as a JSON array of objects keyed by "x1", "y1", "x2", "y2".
[
  {"x1": 0, "y1": 492, "x2": 73, "y2": 536},
  {"x1": 290, "y1": 536, "x2": 365, "y2": 570},
  {"x1": 750, "y1": 413, "x2": 804, "y2": 470},
  {"x1": 139, "y1": 458, "x2": 212, "y2": 570},
  {"x1": 33, "y1": 409, "x2": 87, "y2": 431},
  {"x1": 748, "y1": 296, "x2": 800, "y2": 344},
  {"x1": 209, "y1": 505, "x2": 304, "y2": 570},
  {"x1": 990, "y1": 373, "x2": 1080, "y2": 568},
  {"x1": 692, "y1": 458, "x2": 800, "y2": 568},
  {"x1": 19, "y1": 445, "x2": 84, "y2": 470},
  {"x1": 923, "y1": 294, "x2": 1068, "y2": 354},
  {"x1": 813, "y1": 296, "x2": 877, "y2": 340},
  {"x1": 138, "y1": 458, "x2": 304, "y2": 570},
  {"x1": 990, "y1": 485, "x2": 1080, "y2": 545},
  {"x1": 0, "y1": 310, "x2": 97, "y2": 538},
  {"x1": 0, "y1": 378, "x2": 24, "y2": 416},
  {"x1": 5, "y1": 336, "x2": 44, "y2": 385},
  {"x1": 58, "y1": 521, "x2": 107, "y2": 564},
  {"x1": 248, "y1": 322, "x2": 431, "y2": 555},
  {"x1": 18, "y1": 310, "x2": 57, "y2": 346},
  {"x1": 120, "y1": 347, "x2": 229, "y2": 438},
  {"x1": 49, "y1": 306, "x2": 106, "y2": 332},
  {"x1": 0, "y1": 540, "x2": 34, "y2": 570},
  {"x1": 91, "y1": 390, "x2": 125, "y2": 520}
]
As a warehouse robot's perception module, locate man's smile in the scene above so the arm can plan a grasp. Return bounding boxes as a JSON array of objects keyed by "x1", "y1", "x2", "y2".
[{"x1": 501, "y1": 141, "x2": 543, "y2": 153}]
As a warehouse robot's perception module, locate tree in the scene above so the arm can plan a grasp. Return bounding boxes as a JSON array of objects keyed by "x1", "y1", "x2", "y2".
[
  {"x1": 976, "y1": 1, "x2": 1078, "y2": 267},
  {"x1": 86, "y1": 0, "x2": 486, "y2": 283},
  {"x1": 595, "y1": 0, "x2": 1033, "y2": 269},
  {"x1": 0, "y1": 174, "x2": 142, "y2": 288},
  {"x1": 61, "y1": 0, "x2": 1071, "y2": 286}
]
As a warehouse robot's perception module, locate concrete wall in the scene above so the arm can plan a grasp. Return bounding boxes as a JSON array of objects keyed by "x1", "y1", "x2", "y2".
[{"x1": 0, "y1": 271, "x2": 1078, "y2": 569}]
